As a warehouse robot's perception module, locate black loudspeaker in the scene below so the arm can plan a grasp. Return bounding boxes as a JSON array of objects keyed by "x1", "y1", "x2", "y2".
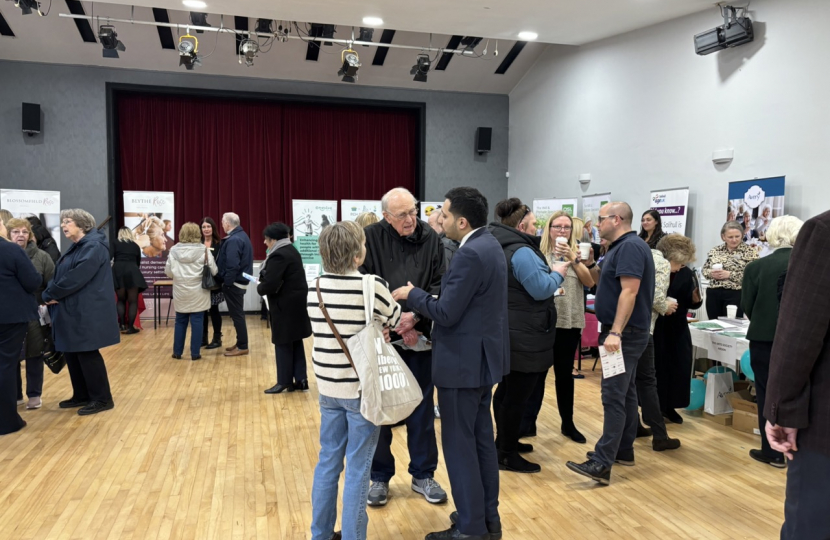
[
  {"x1": 22, "y1": 103, "x2": 41, "y2": 136},
  {"x1": 476, "y1": 127, "x2": 492, "y2": 155}
]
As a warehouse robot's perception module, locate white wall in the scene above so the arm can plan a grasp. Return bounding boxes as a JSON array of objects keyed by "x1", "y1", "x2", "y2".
[{"x1": 509, "y1": 0, "x2": 830, "y2": 264}]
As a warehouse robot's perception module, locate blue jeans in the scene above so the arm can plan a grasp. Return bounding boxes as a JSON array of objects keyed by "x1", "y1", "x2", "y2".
[
  {"x1": 173, "y1": 311, "x2": 205, "y2": 358},
  {"x1": 311, "y1": 395, "x2": 380, "y2": 540}
]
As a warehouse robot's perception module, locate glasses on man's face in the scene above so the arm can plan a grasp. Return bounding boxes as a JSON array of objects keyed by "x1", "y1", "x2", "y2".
[
  {"x1": 597, "y1": 215, "x2": 617, "y2": 224},
  {"x1": 388, "y1": 209, "x2": 418, "y2": 221},
  {"x1": 550, "y1": 225, "x2": 572, "y2": 231}
]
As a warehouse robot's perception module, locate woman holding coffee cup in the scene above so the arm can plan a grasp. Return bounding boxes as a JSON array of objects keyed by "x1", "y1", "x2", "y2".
[
  {"x1": 521, "y1": 211, "x2": 595, "y2": 444},
  {"x1": 701, "y1": 221, "x2": 758, "y2": 319}
]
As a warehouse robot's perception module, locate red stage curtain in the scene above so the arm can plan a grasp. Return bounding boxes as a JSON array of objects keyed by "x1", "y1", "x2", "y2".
[{"x1": 118, "y1": 94, "x2": 418, "y2": 258}]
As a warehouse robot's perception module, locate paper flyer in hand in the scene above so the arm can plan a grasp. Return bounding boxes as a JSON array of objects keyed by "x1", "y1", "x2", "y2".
[{"x1": 599, "y1": 346, "x2": 626, "y2": 378}]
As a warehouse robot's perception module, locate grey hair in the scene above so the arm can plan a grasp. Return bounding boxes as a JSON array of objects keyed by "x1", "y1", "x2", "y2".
[
  {"x1": 766, "y1": 216, "x2": 803, "y2": 249},
  {"x1": 720, "y1": 220, "x2": 743, "y2": 236},
  {"x1": 222, "y1": 212, "x2": 241, "y2": 228},
  {"x1": 381, "y1": 187, "x2": 416, "y2": 212},
  {"x1": 61, "y1": 209, "x2": 96, "y2": 232}
]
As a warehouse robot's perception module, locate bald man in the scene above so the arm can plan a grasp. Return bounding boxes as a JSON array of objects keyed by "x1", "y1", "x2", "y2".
[{"x1": 566, "y1": 202, "x2": 655, "y2": 485}]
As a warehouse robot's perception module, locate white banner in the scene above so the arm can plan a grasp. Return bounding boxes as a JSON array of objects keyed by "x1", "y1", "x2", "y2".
[
  {"x1": 0, "y1": 188, "x2": 61, "y2": 241},
  {"x1": 581, "y1": 192, "x2": 611, "y2": 225},
  {"x1": 293, "y1": 199, "x2": 338, "y2": 280},
  {"x1": 532, "y1": 197, "x2": 578, "y2": 235},
  {"x1": 123, "y1": 191, "x2": 176, "y2": 319},
  {"x1": 419, "y1": 201, "x2": 443, "y2": 222},
  {"x1": 650, "y1": 187, "x2": 690, "y2": 235},
  {"x1": 341, "y1": 200, "x2": 381, "y2": 222}
]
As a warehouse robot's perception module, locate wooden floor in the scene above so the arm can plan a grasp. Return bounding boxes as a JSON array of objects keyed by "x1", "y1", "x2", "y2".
[{"x1": 0, "y1": 317, "x2": 785, "y2": 540}]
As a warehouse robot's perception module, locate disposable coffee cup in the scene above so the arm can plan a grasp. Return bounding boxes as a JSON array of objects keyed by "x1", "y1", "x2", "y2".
[
  {"x1": 726, "y1": 305, "x2": 738, "y2": 318},
  {"x1": 555, "y1": 237, "x2": 568, "y2": 262},
  {"x1": 712, "y1": 264, "x2": 723, "y2": 271},
  {"x1": 579, "y1": 242, "x2": 592, "y2": 260}
]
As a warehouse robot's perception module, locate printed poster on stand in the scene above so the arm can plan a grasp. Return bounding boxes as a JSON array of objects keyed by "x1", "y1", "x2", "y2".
[
  {"x1": 532, "y1": 197, "x2": 578, "y2": 235},
  {"x1": 293, "y1": 199, "x2": 338, "y2": 280},
  {"x1": 341, "y1": 200, "x2": 382, "y2": 222},
  {"x1": 650, "y1": 187, "x2": 690, "y2": 235},
  {"x1": 419, "y1": 202, "x2": 443, "y2": 222},
  {"x1": 727, "y1": 176, "x2": 786, "y2": 257},
  {"x1": 123, "y1": 191, "x2": 176, "y2": 319},
  {"x1": 0, "y1": 189, "x2": 61, "y2": 241},
  {"x1": 581, "y1": 192, "x2": 611, "y2": 242}
]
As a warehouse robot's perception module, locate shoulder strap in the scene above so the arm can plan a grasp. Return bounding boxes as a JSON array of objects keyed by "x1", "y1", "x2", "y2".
[
  {"x1": 363, "y1": 274, "x2": 376, "y2": 325},
  {"x1": 204, "y1": 247, "x2": 209, "y2": 265},
  {"x1": 316, "y1": 278, "x2": 356, "y2": 370}
]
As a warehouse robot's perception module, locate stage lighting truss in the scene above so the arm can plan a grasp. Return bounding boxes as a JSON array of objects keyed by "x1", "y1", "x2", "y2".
[
  {"x1": 178, "y1": 33, "x2": 201, "y2": 70},
  {"x1": 239, "y1": 38, "x2": 259, "y2": 67},
  {"x1": 99, "y1": 25, "x2": 126, "y2": 58},
  {"x1": 410, "y1": 53, "x2": 430, "y2": 82},
  {"x1": 14, "y1": 0, "x2": 42, "y2": 16},
  {"x1": 338, "y1": 48, "x2": 361, "y2": 83}
]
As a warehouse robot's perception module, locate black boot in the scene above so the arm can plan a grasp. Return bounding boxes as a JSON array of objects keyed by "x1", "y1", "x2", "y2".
[
  {"x1": 206, "y1": 333, "x2": 222, "y2": 350},
  {"x1": 498, "y1": 451, "x2": 541, "y2": 473}
]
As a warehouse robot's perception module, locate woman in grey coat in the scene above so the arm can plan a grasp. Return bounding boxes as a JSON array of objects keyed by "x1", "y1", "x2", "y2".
[
  {"x1": 165, "y1": 222, "x2": 218, "y2": 361},
  {"x1": 7, "y1": 218, "x2": 54, "y2": 410}
]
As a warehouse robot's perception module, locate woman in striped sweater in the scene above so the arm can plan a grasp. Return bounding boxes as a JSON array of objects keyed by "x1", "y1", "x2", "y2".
[{"x1": 307, "y1": 221, "x2": 402, "y2": 540}]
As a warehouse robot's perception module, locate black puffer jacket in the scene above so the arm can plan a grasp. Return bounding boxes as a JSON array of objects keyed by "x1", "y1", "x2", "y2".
[
  {"x1": 488, "y1": 222, "x2": 557, "y2": 373},
  {"x1": 360, "y1": 219, "x2": 445, "y2": 340}
]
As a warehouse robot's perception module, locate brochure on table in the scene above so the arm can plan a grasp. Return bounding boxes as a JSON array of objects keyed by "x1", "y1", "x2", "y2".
[
  {"x1": 650, "y1": 187, "x2": 689, "y2": 235},
  {"x1": 293, "y1": 199, "x2": 337, "y2": 281},
  {"x1": 689, "y1": 319, "x2": 749, "y2": 368},
  {"x1": 532, "y1": 197, "x2": 578, "y2": 235}
]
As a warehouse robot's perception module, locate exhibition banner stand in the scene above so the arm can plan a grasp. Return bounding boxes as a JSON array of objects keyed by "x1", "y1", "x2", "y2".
[
  {"x1": 650, "y1": 187, "x2": 690, "y2": 235},
  {"x1": 293, "y1": 199, "x2": 337, "y2": 280},
  {"x1": 341, "y1": 200, "x2": 382, "y2": 222},
  {"x1": 727, "y1": 176, "x2": 786, "y2": 257},
  {"x1": 123, "y1": 191, "x2": 176, "y2": 320},
  {"x1": 581, "y1": 192, "x2": 611, "y2": 243},
  {"x1": 0, "y1": 189, "x2": 61, "y2": 241},
  {"x1": 419, "y1": 202, "x2": 443, "y2": 222},
  {"x1": 532, "y1": 197, "x2": 578, "y2": 234}
]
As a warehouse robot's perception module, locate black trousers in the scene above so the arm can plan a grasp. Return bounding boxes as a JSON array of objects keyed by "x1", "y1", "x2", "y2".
[
  {"x1": 65, "y1": 350, "x2": 113, "y2": 404},
  {"x1": 0, "y1": 323, "x2": 27, "y2": 435},
  {"x1": 782, "y1": 440, "x2": 830, "y2": 540},
  {"x1": 706, "y1": 288, "x2": 743, "y2": 319},
  {"x1": 521, "y1": 328, "x2": 581, "y2": 434},
  {"x1": 202, "y1": 304, "x2": 222, "y2": 341},
  {"x1": 494, "y1": 370, "x2": 542, "y2": 454},
  {"x1": 17, "y1": 356, "x2": 44, "y2": 399},
  {"x1": 438, "y1": 386, "x2": 500, "y2": 537},
  {"x1": 222, "y1": 285, "x2": 248, "y2": 350},
  {"x1": 634, "y1": 337, "x2": 668, "y2": 440},
  {"x1": 274, "y1": 340, "x2": 307, "y2": 386},
  {"x1": 749, "y1": 341, "x2": 782, "y2": 459}
]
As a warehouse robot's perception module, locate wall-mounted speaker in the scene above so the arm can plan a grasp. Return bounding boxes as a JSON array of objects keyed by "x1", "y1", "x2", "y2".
[
  {"x1": 476, "y1": 127, "x2": 492, "y2": 155},
  {"x1": 22, "y1": 103, "x2": 41, "y2": 136}
]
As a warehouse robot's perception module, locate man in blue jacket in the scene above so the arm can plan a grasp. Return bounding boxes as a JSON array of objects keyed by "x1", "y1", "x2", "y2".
[
  {"x1": 217, "y1": 212, "x2": 254, "y2": 357},
  {"x1": 394, "y1": 187, "x2": 509, "y2": 540}
]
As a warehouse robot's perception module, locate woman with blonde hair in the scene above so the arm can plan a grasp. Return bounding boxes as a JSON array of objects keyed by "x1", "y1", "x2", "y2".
[
  {"x1": 111, "y1": 226, "x2": 147, "y2": 334},
  {"x1": 354, "y1": 212, "x2": 379, "y2": 229},
  {"x1": 0, "y1": 209, "x2": 13, "y2": 239},
  {"x1": 521, "y1": 211, "x2": 595, "y2": 444},
  {"x1": 165, "y1": 223, "x2": 218, "y2": 361}
]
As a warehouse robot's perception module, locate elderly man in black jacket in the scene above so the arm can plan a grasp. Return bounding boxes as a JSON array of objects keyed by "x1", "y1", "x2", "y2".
[
  {"x1": 217, "y1": 212, "x2": 254, "y2": 357},
  {"x1": 360, "y1": 187, "x2": 448, "y2": 508}
]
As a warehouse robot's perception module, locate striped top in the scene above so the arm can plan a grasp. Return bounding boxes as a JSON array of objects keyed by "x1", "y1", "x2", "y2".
[{"x1": 306, "y1": 271, "x2": 403, "y2": 399}]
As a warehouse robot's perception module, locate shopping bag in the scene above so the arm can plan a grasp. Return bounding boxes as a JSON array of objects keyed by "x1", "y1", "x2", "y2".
[{"x1": 704, "y1": 371, "x2": 734, "y2": 415}]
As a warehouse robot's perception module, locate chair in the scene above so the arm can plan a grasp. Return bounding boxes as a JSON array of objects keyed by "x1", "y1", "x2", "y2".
[{"x1": 579, "y1": 312, "x2": 600, "y2": 371}]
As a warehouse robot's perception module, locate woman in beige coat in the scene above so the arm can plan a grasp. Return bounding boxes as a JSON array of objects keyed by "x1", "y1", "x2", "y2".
[{"x1": 165, "y1": 223, "x2": 218, "y2": 360}]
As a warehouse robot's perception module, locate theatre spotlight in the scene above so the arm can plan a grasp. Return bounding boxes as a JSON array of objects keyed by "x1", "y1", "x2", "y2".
[
  {"x1": 694, "y1": 5, "x2": 753, "y2": 55},
  {"x1": 239, "y1": 39, "x2": 259, "y2": 67},
  {"x1": 358, "y1": 27, "x2": 374, "y2": 46},
  {"x1": 14, "y1": 0, "x2": 42, "y2": 15},
  {"x1": 178, "y1": 33, "x2": 201, "y2": 70},
  {"x1": 338, "y1": 48, "x2": 361, "y2": 83},
  {"x1": 255, "y1": 18, "x2": 273, "y2": 34},
  {"x1": 410, "y1": 53, "x2": 430, "y2": 83},
  {"x1": 99, "y1": 25, "x2": 126, "y2": 58},
  {"x1": 189, "y1": 12, "x2": 210, "y2": 33}
]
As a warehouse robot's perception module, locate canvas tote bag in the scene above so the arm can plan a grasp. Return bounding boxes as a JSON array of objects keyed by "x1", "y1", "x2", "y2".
[{"x1": 316, "y1": 275, "x2": 422, "y2": 425}]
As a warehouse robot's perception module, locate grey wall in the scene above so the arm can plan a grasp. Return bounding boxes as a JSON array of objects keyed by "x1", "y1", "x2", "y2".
[{"x1": 0, "y1": 60, "x2": 508, "y2": 247}]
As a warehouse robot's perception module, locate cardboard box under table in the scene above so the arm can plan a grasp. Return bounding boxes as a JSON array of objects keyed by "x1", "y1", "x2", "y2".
[{"x1": 727, "y1": 385, "x2": 760, "y2": 436}]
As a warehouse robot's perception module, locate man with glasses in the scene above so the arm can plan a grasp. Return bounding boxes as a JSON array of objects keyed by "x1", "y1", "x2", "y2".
[
  {"x1": 360, "y1": 187, "x2": 448, "y2": 507},
  {"x1": 566, "y1": 202, "x2": 655, "y2": 485}
]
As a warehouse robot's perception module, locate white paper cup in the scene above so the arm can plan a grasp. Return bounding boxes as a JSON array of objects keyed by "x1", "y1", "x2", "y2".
[
  {"x1": 579, "y1": 242, "x2": 592, "y2": 260},
  {"x1": 726, "y1": 305, "x2": 738, "y2": 318},
  {"x1": 556, "y1": 237, "x2": 568, "y2": 246},
  {"x1": 712, "y1": 263, "x2": 723, "y2": 271}
]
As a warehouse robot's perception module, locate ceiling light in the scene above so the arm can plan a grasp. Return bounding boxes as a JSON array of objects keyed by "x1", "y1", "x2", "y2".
[
  {"x1": 239, "y1": 39, "x2": 259, "y2": 67},
  {"x1": 182, "y1": 0, "x2": 206, "y2": 8},
  {"x1": 178, "y1": 33, "x2": 201, "y2": 70},
  {"x1": 338, "y1": 48, "x2": 361, "y2": 83},
  {"x1": 410, "y1": 53, "x2": 430, "y2": 83},
  {"x1": 362, "y1": 16, "x2": 383, "y2": 26},
  {"x1": 358, "y1": 27, "x2": 374, "y2": 45},
  {"x1": 14, "y1": 0, "x2": 42, "y2": 16},
  {"x1": 518, "y1": 31, "x2": 538, "y2": 41},
  {"x1": 189, "y1": 12, "x2": 210, "y2": 33},
  {"x1": 255, "y1": 18, "x2": 273, "y2": 34},
  {"x1": 99, "y1": 25, "x2": 126, "y2": 59}
]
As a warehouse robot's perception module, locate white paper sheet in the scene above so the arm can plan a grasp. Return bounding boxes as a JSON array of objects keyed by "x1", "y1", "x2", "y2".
[{"x1": 599, "y1": 346, "x2": 626, "y2": 378}]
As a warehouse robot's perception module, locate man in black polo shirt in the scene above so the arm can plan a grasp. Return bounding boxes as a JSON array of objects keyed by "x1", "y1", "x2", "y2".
[{"x1": 566, "y1": 202, "x2": 655, "y2": 485}]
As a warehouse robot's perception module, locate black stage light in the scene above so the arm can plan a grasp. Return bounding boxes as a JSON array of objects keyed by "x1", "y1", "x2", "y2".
[
  {"x1": 189, "y1": 12, "x2": 209, "y2": 33},
  {"x1": 99, "y1": 24, "x2": 126, "y2": 58},
  {"x1": 255, "y1": 18, "x2": 272, "y2": 34},
  {"x1": 358, "y1": 27, "x2": 373, "y2": 46},
  {"x1": 338, "y1": 48, "x2": 360, "y2": 83},
  {"x1": 410, "y1": 53, "x2": 430, "y2": 82},
  {"x1": 14, "y1": 0, "x2": 41, "y2": 15},
  {"x1": 321, "y1": 23, "x2": 335, "y2": 45},
  {"x1": 178, "y1": 33, "x2": 201, "y2": 70}
]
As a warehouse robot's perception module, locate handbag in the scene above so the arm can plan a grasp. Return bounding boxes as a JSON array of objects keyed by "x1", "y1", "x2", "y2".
[
  {"x1": 316, "y1": 275, "x2": 422, "y2": 426},
  {"x1": 201, "y1": 248, "x2": 220, "y2": 290},
  {"x1": 42, "y1": 333, "x2": 66, "y2": 374}
]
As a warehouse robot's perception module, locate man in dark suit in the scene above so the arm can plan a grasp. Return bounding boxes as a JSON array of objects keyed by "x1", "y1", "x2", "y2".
[
  {"x1": 393, "y1": 187, "x2": 508, "y2": 540},
  {"x1": 217, "y1": 212, "x2": 254, "y2": 357},
  {"x1": 765, "y1": 209, "x2": 830, "y2": 540}
]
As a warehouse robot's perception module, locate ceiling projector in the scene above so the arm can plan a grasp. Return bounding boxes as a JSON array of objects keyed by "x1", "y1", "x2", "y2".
[{"x1": 694, "y1": 6, "x2": 754, "y2": 56}]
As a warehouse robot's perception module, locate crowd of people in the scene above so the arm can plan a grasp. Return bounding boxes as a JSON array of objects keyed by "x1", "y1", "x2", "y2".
[{"x1": 0, "y1": 190, "x2": 826, "y2": 540}]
